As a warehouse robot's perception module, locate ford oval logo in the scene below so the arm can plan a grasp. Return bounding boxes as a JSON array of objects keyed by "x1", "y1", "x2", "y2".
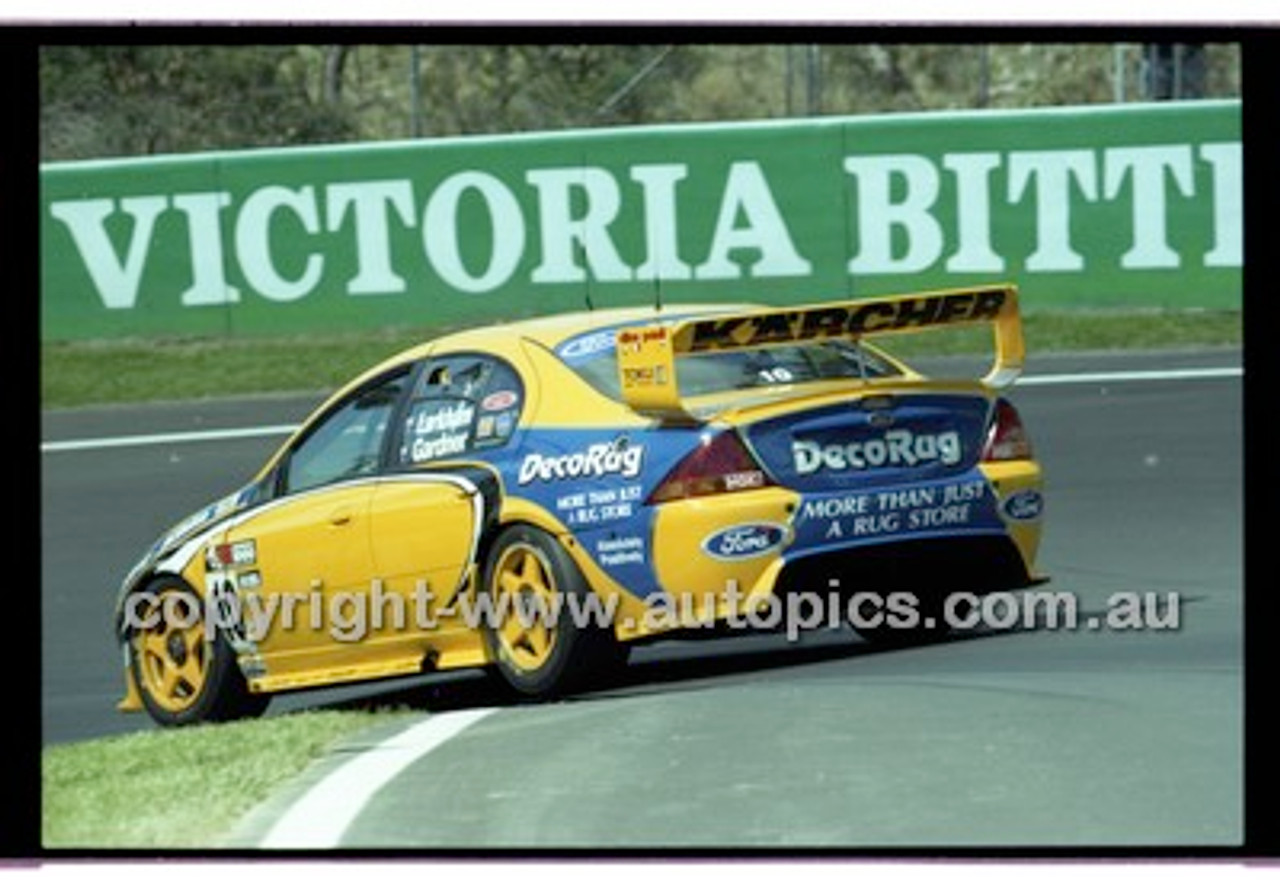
[
  {"x1": 1001, "y1": 489, "x2": 1044, "y2": 521},
  {"x1": 701, "y1": 522, "x2": 788, "y2": 561}
]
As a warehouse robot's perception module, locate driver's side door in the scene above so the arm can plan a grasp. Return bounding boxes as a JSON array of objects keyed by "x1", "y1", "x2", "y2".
[{"x1": 214, "y1": 364, "x2": 416, "y2": 684}]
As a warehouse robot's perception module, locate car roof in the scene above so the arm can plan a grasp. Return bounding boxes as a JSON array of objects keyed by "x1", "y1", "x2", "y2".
[
  {"x1": 379, "y1": 302, "x2": 758, "y2": 363},
  {"x1": 345, "y1": 302, "x2": 765, "y2": 396}
]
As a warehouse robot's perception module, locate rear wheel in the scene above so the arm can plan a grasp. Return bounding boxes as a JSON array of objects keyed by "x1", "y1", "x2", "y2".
[
  {"x1": 479, "y1": 525, "x2": 626, "y2": 698},
  {"x1": 128, "y1": 575, "x2": 270, "y2": 726}
]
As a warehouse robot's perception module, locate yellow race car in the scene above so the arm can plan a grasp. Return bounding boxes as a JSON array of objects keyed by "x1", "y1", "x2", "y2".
[{"x1": 114, "y1": 284, "x2": 1044, "y2": 726}]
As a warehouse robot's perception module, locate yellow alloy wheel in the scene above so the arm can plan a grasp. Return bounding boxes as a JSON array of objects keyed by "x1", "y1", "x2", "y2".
[
  {"x1": 135, "y1": 586, "x2": 211, "y2": 713},
  {"x1": 480, "y1": 524, "x2": 628, "y2": 698},
  {"x1": 127, "y1": 575, "x2": 272, "y2": 726},
  {"x1": 490, "y1": 542, "x2": 561, "y2": 673}
]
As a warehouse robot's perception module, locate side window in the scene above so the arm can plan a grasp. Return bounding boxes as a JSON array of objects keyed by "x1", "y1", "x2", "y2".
[
  {"x1": 397, "y1": 354, "x2": 524, "y2": 466},
  {"x1": 282, "y1": 367, "x2": 412, "y2": 494}
]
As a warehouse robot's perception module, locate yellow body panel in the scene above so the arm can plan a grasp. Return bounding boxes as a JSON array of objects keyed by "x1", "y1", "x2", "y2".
[
  {"x1": 222, "y1": 484, "x2": 379, "y2": 678},
  {"x1": 650, "y1": 487, "x2": 800, "y2": 604},
  {"x1": 207, "y1": 477, "x2": 487, "y2": 695},
  {"x1": 977, "y1": 459, "x2": 1045, "y2": 579}
]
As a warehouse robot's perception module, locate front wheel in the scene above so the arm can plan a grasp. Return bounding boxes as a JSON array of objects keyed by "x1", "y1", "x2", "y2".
[
  {"x1": 127, "y1": 575, "x2": 271, "y2": 726},
  {"x1": 479, "y1": 525, "x2": 626, "y2": 698}
]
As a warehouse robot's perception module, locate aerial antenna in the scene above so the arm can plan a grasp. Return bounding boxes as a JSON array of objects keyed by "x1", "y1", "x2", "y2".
[
  {"x1": 653, "y1": 272, "x2": 663, "y2": 313},
  {"x1": 576, "y1": 240, "x2": 594, "y2": 311}
]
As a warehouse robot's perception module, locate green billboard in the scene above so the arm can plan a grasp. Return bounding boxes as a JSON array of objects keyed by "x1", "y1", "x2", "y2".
[{"x1": 40, "y1": 99, "x2": 1241, "y2": 341}]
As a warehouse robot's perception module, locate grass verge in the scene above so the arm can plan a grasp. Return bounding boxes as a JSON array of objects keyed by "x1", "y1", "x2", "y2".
[
  {"x1": 41, "y1": 328, "x2": 433, "y2": 409},
  {"x1": 42, "y1": 708, "x2": 406, "y2": 848},
  {"x1": 40, "y1": 309, "x2": 1241, "y2": 410}
]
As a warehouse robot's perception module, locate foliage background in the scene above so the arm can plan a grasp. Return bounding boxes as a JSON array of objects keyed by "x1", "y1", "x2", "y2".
[{"x1": 40, "y1": 42, "x2": 1242, "y2": 162}]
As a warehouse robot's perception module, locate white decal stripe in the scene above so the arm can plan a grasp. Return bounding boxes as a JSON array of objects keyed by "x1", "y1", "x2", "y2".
[
  {"x1": 41, "y1": 366, "x2": 1241, "y2": 454},
  {"x1": 257, "y1": 708, "x2": 497, "y2": 849}
]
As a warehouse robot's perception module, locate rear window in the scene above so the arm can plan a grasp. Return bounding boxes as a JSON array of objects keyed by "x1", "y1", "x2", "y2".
[{"x1": 560, "y1": 330, "x2": 901, "y2": 401}]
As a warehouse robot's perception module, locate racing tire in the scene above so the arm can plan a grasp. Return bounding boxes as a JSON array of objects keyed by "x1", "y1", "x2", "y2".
[
  {"x1": 127, "y1": 575, "x2": 271, "y2": 727},
  {"x1": 479, "y1": 525, "x2": 626, "y2": 699}
]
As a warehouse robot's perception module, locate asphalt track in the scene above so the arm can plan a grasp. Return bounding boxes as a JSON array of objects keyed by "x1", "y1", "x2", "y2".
[{"x1": 40, "y1": 348, "x2": 1244, "y2": 848}]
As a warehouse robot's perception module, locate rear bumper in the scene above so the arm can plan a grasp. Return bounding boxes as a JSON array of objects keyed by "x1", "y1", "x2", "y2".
[
  {"x1": 618, "y1": 461, "x2": 1043, "y2": 640},
  {"x1": 774, "y1": 533, "x2": 1037, "y2": 600}
]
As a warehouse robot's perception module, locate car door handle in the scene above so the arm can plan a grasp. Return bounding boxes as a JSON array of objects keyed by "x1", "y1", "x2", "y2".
[{"x1": 328, "y1": 510, "x2": 353, "y2": 528}]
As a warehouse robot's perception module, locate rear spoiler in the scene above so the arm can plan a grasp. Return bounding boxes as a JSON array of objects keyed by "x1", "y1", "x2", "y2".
[{"x1": 616, "y1": 284, "x2": 1024, "y2": 420}]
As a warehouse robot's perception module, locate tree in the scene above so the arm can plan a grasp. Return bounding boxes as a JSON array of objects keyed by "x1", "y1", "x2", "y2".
[
  {"x1": 38, "y1": 43, "x2": 1241, "y2": 163},
  {"x1": 40, "y1": 45, "x2": 357, "y2": 160}
]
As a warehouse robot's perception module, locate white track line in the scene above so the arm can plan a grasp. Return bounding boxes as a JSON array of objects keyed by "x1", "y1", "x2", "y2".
[
  {"x1": 40, "y1": 423, "x2": 297, "y2": 453},
  {"x1": 1014, "y1": 366, "x2": 1242, "y2": 386},
  {"x1": 41, "y1": 366, "x2": 1241, "y2": 454},
  {"x1": 258, "y1": 708, "x2": 496, "y2": 849}
]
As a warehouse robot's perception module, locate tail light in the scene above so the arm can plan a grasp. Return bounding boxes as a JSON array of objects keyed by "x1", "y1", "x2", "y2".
[
  {"x1": 982, "y1": 398, "x2": 1033, "y2": 462},
  {"x1": 649, "y1": 431, "x2": 774, "y2": 504}
]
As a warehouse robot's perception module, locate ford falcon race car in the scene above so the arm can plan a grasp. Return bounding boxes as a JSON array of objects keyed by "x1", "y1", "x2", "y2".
[{"x1": 115, "y1": 284, "x2": 1044, "y2": 726}]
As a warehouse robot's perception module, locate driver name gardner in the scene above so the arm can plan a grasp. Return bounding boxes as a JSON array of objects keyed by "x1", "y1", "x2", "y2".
[{"x1": 120, "y1": 578, "x2": 1183, "y2": 645}]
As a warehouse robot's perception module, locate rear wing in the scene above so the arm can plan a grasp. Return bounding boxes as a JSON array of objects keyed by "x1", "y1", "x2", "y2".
[{"x1": 616, "y1": 284, "x2": 1024, "y2": 420}]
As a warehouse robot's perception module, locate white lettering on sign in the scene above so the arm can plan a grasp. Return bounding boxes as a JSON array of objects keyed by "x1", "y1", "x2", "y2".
[
  {"x1": 527, "y1": 167, "x2": 632, "y2": 284},
  {"x1": 1199, "y1": 143, "x2": 1242, "y2": 268},
  {"x1": 942, "y1": 152, "x2": 1004, "y2": 273},
  {"x1": 693, "y1": 161, "x2": 813, "y2": 280},
  {"x1": 423, "y1": 171, "x2": 525, "y2": 294},
  {"x1": 48, "y1": 196, "x2": 168, "y2": 310},
  {"x1": 235, "y1": 185, "x2": 325, "y2": 302},
  {"x1": 1007, "y1": 150, "x2": 1098, "y2": 272},
  {"x1": 844, "y1": 154, "x2": 944, "y2": 275},
  {"x1": 47, "y1": 141, "x2": 1241, "y2": 312},
  {"x1": 631, "y1": 163, "x2": 693, "y2": 281},
  {"x1": 172, "y1": 192, "x2": 239, "y2": 306},
  {"x1": 1103, "y1": 145, "x2": 1194, "y2": 270},
  {"x1": 325, "y1": 179, "x2": 416, "y2": 295},
  {"x1": 791, "y1": 429, "x2": 963, "y2": 475}
]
